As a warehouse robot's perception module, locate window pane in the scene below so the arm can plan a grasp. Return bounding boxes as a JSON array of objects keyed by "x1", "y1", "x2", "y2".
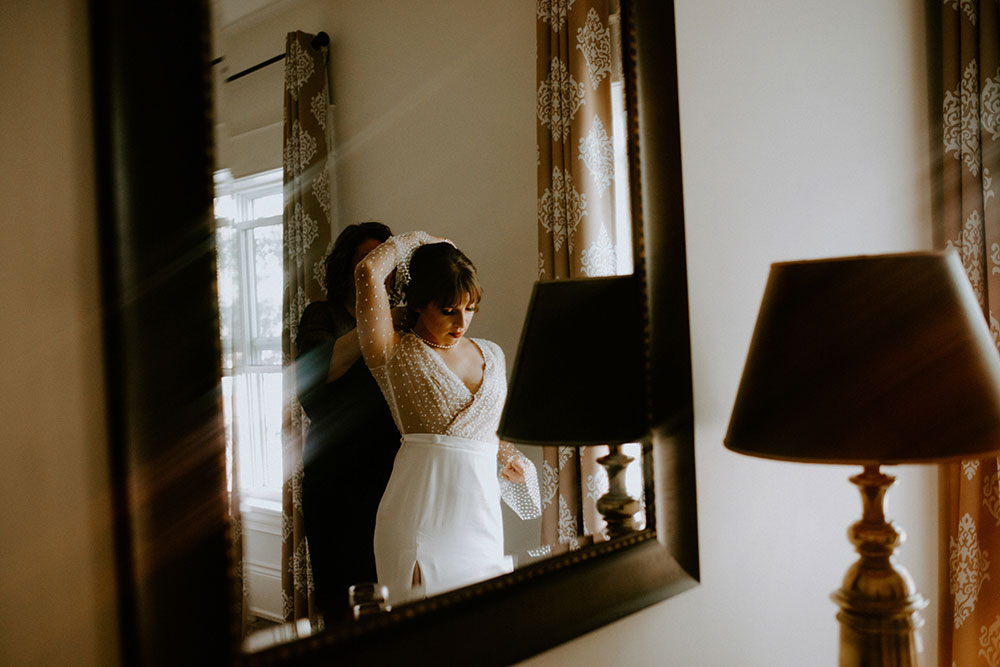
[
  {"x1": 231, "y1": 374, "x2": 253, "y2": 493},
  {"x1": 215, "y1": 226, "x2": 237, "y2": 370},
  {"x1": 214, "y1": 168, "x2": 285, "y2": 503},
  {"x1": 259, "y1": 348, "x2": 282, "y2": 365},
  {"x1": 251, "y1": 193, "x2": 283, "y2": 219},
  {"x1": 259, "y1": 372, "x2": 283, "y2": 490},
  {"x1": 221, "y1": 375, "x2": 234, "y2": 494},
  {"x1": 231, "y1": 370, "x2": 283, "y2": 496},
  {"x1": 252, "y1": 225, "x2": 283, "y2": 341},
  {"x1": 214, "y1": 193, "x2": 236, "y2": 222}
]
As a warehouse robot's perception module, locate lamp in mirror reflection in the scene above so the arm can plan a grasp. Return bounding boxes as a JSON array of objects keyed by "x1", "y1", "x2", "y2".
[
  {"x1": 498, "y1": 275, "x2": 648, "y2": 539},
  {"x1": 724, "y1": 250, "x2": 1000, "y2": 667}
]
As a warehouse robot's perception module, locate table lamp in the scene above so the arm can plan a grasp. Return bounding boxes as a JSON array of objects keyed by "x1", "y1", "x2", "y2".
[
  {"x1": 498, "y1": 274, "x2": 648, "y2": 538},
  {"x1": 724, "y1": 250, "x2": 1000, "y2": 666}
]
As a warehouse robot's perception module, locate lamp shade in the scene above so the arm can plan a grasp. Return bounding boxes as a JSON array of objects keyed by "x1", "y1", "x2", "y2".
[
  {"x1": 724, "y1": 251, "x2": 1000, "y2": 464},
  {"x1": 498, "y1": 275, "x2": 647, "y2": 446}
]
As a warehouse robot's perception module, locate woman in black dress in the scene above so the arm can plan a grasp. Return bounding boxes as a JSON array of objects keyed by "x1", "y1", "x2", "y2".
[{"x1": 295, "y1": 222, "x2": 401, "y2": 620}]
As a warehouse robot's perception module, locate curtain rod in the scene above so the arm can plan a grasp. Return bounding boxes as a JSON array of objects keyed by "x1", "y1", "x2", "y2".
[{"x1": 224, "y1": 31, "x2": 329, "y2": 83}]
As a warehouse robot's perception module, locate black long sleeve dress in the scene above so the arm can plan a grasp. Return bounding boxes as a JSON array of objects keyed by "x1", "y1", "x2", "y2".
[{"x1": 295, "y1": 300, "x2": 400, "y2": 619}]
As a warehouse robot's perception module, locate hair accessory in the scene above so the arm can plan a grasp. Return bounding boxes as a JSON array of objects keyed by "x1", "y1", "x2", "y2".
[
  {"x1": 386, "y1": 231, "x2": 433, "y2": 307},
  {"x1": 388, "y1": 271, "x2": 407, "y2": 308}
]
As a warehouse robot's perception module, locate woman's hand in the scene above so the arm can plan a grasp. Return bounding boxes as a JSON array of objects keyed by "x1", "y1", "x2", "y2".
[
  {"x1": 500, "y1": 457, "x2": 527, "y2": 484},
  {"x1": 425, "y1": 234, "x2": 453, "y2": 247}
]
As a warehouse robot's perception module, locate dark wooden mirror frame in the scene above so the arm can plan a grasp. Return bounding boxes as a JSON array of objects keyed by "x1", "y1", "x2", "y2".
[{"x1": 89, "y1": 1, "x2": 696, "y2": 664}]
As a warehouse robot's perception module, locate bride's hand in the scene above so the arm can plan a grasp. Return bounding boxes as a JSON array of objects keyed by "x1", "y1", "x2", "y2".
[
  {"x1": 425, "y1": 234, "x2": 454, "y2": 247},
  {"x1": 500, "y1": 457, "x2": 526, "y2": 484}
]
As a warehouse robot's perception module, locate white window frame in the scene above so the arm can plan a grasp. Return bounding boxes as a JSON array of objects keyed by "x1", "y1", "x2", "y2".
[{"x1": 215, "y1": 167, "x2": 285, "y2": 506}]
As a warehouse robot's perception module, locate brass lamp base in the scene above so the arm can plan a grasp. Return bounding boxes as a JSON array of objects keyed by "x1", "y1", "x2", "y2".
[
  {"x1": 595, "y1": 444, "x2": 641, "y2": 539},
  {"x1": 831, "y1": 465, "x2": 928, "y2": 667}
]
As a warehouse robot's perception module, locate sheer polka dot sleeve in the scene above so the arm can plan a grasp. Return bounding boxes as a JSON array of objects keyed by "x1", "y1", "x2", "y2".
[
  {"x1": 354, "y1": 231, "x2": 432, "y2": 369},
  {"x1": 498, "y1": 442, "x2": 541, "y2": 520}
]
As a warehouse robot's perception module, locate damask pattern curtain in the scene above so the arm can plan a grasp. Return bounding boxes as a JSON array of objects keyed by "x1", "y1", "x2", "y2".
[
  {"x1": 536, "y1": 0, "x2": 625, "y2": 549},
  {"x1": 280, "y1": 31, "x2": 335, "y2": 626},
  {"x1": 229, "y1": 428, "x2": 248, "y2": 633},
  {"x1": 932, "y1": 1, "x2": 1000, "y2": 663}
]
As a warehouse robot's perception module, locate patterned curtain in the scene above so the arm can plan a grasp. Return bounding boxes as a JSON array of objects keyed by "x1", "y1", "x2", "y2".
[
  {"x1": 280, "y1": 31, "x2": 335, "y2": 627},
  {"x1": 229, "y1": 426, "x2": 248, "y2": 634},
  {"x1": 932, "y1": 1, "x2": 1000, "y2": 663},
  {"x1": 536, "y1": 0, "x2": 626, "y2": 549}
]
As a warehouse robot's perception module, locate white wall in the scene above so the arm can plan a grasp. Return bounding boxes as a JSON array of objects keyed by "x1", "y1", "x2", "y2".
[
  {"x1": 0, "y1": 1, "x2": 940, "y2": 665},
  {"x1": 523, "y1": 1, "x2": 937, "y2": 666},
  {"x1": 0, "y1": 0, "x2": 120, "y2": 664}
]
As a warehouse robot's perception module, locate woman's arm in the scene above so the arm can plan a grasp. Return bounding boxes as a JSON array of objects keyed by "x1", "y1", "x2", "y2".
[
  {"x1": 497, "y1": 441, "x2": 542, "y2": 520},
  {"x1": 326, "y1": 328, "x2": 361, "y2": 382},
  {"x1": 498, "y1": 441, "x2": 528, "y2": 483},
  {"x1": 354, "y1": 231, "x2": 433, "y2": 367},
  {"x1": 295, "y1": 302, "x2": 353, "y2": 417}
]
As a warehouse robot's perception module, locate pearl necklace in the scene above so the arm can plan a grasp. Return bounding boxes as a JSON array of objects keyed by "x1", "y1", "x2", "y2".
[{"x1": 414, "y1": 331, "x2": 459, "y2": 349}]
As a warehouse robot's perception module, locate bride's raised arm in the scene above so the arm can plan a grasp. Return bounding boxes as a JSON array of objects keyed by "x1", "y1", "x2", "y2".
[{"x1": 354, "y1": 231, "x2": 433, "y2": 368}]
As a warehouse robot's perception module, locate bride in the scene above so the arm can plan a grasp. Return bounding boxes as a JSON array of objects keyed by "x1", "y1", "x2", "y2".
[{"x1": 354, "y1": 231, "x2": 530, "y2": 604}]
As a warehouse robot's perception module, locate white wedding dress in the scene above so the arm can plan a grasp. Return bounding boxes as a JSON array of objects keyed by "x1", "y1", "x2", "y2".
[{"x1": 354, "y1": 232, "x2": 518, "y2": 605}]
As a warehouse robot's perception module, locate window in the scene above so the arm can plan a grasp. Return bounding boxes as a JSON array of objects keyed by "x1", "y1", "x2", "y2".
[{"x1": 214, "y1": 168, "x2": 285, "y2": 502}]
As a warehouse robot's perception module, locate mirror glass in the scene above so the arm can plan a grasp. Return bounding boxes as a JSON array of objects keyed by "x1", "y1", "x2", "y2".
[{"x1": 209, "y1": 0, "x2": 644, "y2": 650}]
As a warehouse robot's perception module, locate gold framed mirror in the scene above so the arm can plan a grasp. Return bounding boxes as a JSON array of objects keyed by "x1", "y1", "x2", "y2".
[{"x1": 88, "y1": 0, "x2": 696, "y2": 663}]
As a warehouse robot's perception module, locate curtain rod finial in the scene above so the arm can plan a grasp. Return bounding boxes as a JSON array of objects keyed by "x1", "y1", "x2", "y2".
[{"x1": 312, "y1": 32, "x2": 329, "y2": 49}]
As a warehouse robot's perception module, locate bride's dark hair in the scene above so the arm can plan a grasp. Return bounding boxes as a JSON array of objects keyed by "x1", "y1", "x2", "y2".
[{"x1": 404, "y1": 243, "x2": 483, "y2": 329}]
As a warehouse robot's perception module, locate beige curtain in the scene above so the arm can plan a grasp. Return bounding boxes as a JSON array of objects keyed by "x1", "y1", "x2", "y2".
[
  {"x1": 932, "y1": 1, "x2": 1000, "y2": 663},
  {"x1": 224, "y1": 378, "x2": 248, "y2": 632},
  {"x1": 281, "y1": 31, "x2": 334, "y2": 627},
  {"x1": 228, "y1": 425, "x2": 248, "y2": 634},
  {"x1": 536, "y1": 0, "x2": 625, "y2": 549}
]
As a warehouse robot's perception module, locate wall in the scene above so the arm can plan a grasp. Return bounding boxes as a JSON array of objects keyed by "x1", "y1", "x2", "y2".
[
  {"x1": 0, "y1": 0, "x2": 120, "y2": 664},
  {"x1": 523, "y1": 1, "x2": 937, "y2": 665},
  {"x1": 0, "y1": 1, "x2": 940, "y2": 665}
]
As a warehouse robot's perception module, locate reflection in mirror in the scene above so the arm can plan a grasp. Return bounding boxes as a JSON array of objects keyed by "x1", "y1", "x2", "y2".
[{"x1": 209, "y1": 0, "x2": 641, "y2": 650}]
